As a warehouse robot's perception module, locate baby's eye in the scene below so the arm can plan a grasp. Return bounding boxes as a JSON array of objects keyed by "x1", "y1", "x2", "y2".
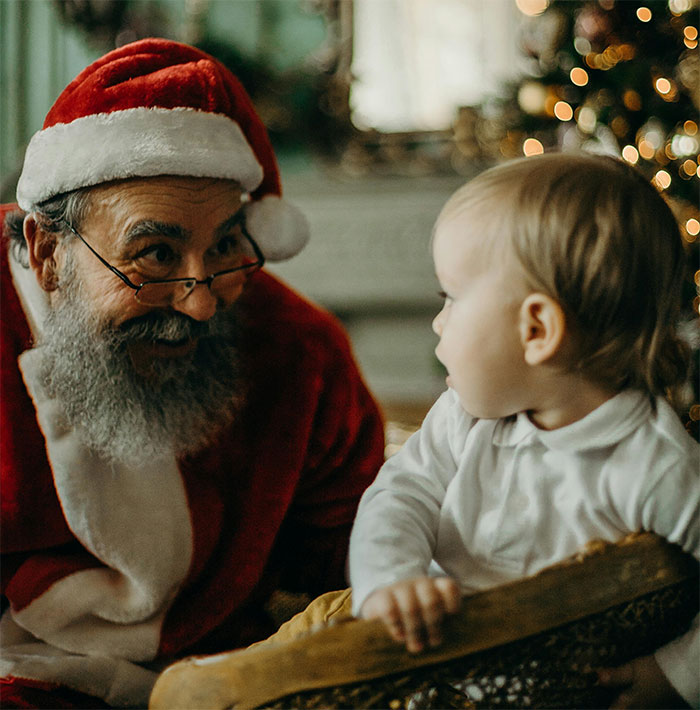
[{"x1": 438, "y1": 290, "x2": 452, "y2": 302}]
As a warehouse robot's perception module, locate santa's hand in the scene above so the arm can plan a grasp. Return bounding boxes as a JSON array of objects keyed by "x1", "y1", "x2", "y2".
[
  {"x1": 597, "y1": 654, "x2": 689, "y2": 709},
  {"x1": 360, "y1": 576, "x2": 460, "y2": 653}
]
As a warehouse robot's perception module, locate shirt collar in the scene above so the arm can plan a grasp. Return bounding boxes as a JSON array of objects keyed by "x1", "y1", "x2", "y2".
[{"x1": 492, "y1": 389, "x2": 654, "y2": 451}]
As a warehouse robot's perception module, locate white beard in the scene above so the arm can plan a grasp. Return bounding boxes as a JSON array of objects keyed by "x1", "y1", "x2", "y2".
[{"x1": 37, "y1": 261, "x2": 246, "y2": 466}]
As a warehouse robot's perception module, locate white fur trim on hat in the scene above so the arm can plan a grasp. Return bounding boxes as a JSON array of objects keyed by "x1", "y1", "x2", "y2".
[
  {"x1": 16, "y1": 107, "x2": 264, "y2": 211},
  {"x1": 246, "y1": 195, "x2": 310, "y2": 262}
]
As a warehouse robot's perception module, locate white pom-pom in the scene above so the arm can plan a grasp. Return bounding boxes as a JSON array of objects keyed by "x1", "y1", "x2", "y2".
[{"x1": 245, "y1": 195, "x2": 310, "y2": 262}]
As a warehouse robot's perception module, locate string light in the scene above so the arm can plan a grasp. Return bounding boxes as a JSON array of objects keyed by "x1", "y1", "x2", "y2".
[
  {"x1": 554, "y1": 101, "x2": 573, "y2": 121},
  {"x1": 655, "y1": 77, "x2": 672, "y2": 94},
  {"x1": 570, "y1": 67, "x2": 589, "y2": 86},
  {"x1": 687, "y1": 218, "x2": 700, "y2": 237},
  {"x1": 623, "y1": 90, "x2": 642, "y2": 111},
  {"x1": 653, "y1": 170, "x2": 672, "y2": 189},
  {"x1": 515, "y1": 0, "x2": 549, "y2": 16},
  {"x1": 683, "y1": 26, "x2": 698, "y2": 48},
  {"x1": 636, "y1": 7, "x2": 652, "y2": 22},
  {"x1": 681, "y1": 159, "x2": 697, "y2": 177},
  {"x1": 622, "y1": 145, "x2": 639, "y2": 164},
  {"x1": 638, "y1": 140, "x2": 656, "y2": 159},
  {"x1": 684, "y1": 120, "x2": 698, "y2": 136},
  {"x1": 669, "y1": 0, "x2": 693, "y2": 15},
  {"x1": 577, "y1": 106, "x2": 597, "y2": 133},
  {"x1": 523, "y1": 138, "x2": 544, "y2": 156},
  {"x1": 672, "y1": 133, "x2": 699, "y2": 156}
]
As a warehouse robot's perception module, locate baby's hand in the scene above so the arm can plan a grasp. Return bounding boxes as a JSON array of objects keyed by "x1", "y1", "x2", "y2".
[
  {"x1": 597, "y1": 654, "x2": 688, "y2": 709},
  {"x1": 360, "y1": 576, "x2": 461, "y2": 653}
]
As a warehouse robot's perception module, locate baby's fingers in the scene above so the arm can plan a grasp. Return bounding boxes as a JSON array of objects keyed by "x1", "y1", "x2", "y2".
[
  {"x1": 434, "y1": 576, "x2": 461, "y2": 615},
  {"x1": 391, "y1": 585, "x2": 427, "y2": 653},
  {"x1": 412, "y1": 578, "x2": 453, "y2": 649}
]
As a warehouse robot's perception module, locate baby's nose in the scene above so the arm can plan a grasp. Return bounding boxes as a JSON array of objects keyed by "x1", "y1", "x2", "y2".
[{"x1": 432, "y1": 311, "x2": 443, "y2": 336}]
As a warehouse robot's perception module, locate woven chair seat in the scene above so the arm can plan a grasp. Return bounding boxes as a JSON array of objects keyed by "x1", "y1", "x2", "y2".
[{"x1": 150, "y1": 534, "x2": 698, "y2": 710}]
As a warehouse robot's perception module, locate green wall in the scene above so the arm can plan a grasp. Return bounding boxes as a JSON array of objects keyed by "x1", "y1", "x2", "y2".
[
  {"x1": 0, "y1": 0, "x2": 100, "y2": 199},
  {"x1": 0, "y1": 0, "x2": 329, "y2": 201}
]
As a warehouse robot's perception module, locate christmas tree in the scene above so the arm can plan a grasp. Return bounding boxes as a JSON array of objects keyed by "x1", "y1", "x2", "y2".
[{"x1": 487, "y1": 0, "x2": 699, "y2": 435}]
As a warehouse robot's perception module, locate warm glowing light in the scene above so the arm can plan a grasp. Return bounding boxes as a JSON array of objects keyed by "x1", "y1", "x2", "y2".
[
  {"x1": 682, "y1": 159, "x2": 698, "y2": 176},
  {"x1": 669, "y1": 0, "x2": 693, "y2": 14},
  {"x1": 671, "y1": 134, "x2": 699, "y2": 156},
  {"x1": 653, "y1": 170, "x2": 672, "y2": 189},
  {"x1": 684, "y1": 26, "x2": 699, "y2": 40},
  {"x1": 655, "y1": 77, "x2": 672, "y2": 94},
  {"x1": 569, "y1": 67, "x2": 589, "y2": 86},
  {"x1": 638, "y1": 140, "x2": 656, "y2": 160},
  {"x1": 684, "y1": 120, "x2": 698, "y2": 136},
  {"x1": 518, "y1": 82, "x2": 548, "y2": 114},
  {"x1": 577, "y1": 106, "x2": 597, "y2": 133},
  {"x1": 690, "y1": 404, "x2": 700, "y2": 421},
  {"x1": 687, "y1": 218, "x2": 700, "y2": 236},
  {"x1": 643, "y1": 127, "x2": 664, "y2": 149},
  {"x1": 623, "y1": 90, "x2": 642, "y2": 111},
  {"x1": 523, "y1": 138, "x2": 544, "y2": 156},
  {"x1": 611, "y1": 116, "x2": 629, "y2": 138},
  {"x1": 554, "y1": 101, "x2": 574, "y2": 121},
  {"x1": 622, "y1": 145, "x2": 639, "y2": 164},
  {"x1": 636, "y1": 7, "x2": 652, "y2": 22},
  {"x1": 684, "y1": 37, "x2": 698, "y2": 49},
  {"x1": 515, "y1": 0, "x2": 549, "y2": 16},
  {"x1": 574, "y1": 37, "x2": 592, "y2": 56}
]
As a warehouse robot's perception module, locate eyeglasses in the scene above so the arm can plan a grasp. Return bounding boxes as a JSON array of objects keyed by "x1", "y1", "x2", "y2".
[{"x1": 62, "y1": 212, "x2": 265, "y2": 306}]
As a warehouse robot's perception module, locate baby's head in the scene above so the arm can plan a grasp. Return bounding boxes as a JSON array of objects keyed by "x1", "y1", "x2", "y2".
[{"x1": 432, "y1": 152, "x2": 689, "y2": 418}]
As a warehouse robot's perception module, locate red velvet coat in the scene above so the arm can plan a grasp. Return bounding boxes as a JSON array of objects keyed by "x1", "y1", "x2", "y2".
[{"x1": 0, "y1": 204, "x2": 384, "y2": 705}]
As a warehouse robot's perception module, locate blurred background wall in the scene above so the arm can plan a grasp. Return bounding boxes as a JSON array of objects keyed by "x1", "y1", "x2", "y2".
[{"x1": 1, "y1": 0, "x2": 698, "y2": 430}]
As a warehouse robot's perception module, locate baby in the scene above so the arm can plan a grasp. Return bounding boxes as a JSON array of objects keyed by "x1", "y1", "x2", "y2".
[{"x1": 349, "y1": 153, "x2": 699, "y2": 708}]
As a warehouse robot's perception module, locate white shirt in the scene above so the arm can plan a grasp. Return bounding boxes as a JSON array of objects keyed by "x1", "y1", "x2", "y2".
[{"x1": 349, "y1": 388, "x2": 699, "y2": 705}]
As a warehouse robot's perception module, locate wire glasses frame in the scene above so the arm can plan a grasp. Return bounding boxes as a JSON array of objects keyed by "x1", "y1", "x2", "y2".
[{"x1": 62, "y1": 212, "x2": 265, "y2": 306}]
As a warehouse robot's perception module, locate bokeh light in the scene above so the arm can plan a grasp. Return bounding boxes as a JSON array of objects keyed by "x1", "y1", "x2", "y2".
[
  {"x1": 554, "y1": 101, "x2": 574, "y2": 121},
  {"x1": 570, "y1": 67, "x2": 589, "y2": 86},
  {"x1": 523, "y1": 138, "x2": 544, "y2": 156},
  {"x1": 653, "y1": 170, "x2": 672, "y2": 189},
  {"x1": 622, "y1": 145, "x2": 639, "y2": 164},
  {"x1": 515, "y1": 0, "x2": 550, "y2": 16},
  {"x1": 687, "y1": 218, "x2": 700, "y2": 237}
]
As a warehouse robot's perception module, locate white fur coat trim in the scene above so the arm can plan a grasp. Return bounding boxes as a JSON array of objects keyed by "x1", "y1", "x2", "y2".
[{"x1": 12, "y1": 345, "x2": 193, "y2": 657}]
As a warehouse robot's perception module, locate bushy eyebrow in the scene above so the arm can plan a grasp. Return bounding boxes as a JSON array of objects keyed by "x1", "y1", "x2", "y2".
[
  {"x1": 214, "y1": 209, "x2": 246, "y2": 239},
  {"x1": 124, "y1": 221, "x2": 189, "y2": 243},
  {"x1": 123, "y1": 207, "x2": 246, "y2": 245}
]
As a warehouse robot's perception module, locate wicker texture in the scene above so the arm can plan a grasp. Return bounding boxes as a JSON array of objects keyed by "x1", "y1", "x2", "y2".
[{"x1": 262, "y1": 580, "x2": 697, "y2": 709}]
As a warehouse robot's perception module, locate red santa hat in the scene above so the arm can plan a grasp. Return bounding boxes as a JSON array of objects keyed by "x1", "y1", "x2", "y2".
[{"x1": 16, "y1": 38, "x2": 308, "y2": 261}]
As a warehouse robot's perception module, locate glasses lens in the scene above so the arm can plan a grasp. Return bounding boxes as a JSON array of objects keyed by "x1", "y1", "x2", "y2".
[
  {"x1": 210, "y1": 264, "x2": 260, "y2": 297},
  {"x1": 136, "y1": 280, "x2": 197, "y2": 306}
]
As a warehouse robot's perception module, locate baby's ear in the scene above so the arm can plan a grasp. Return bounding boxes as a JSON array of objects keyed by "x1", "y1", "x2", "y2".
[
  {"x1": 518, "y1": 293, "x2": 566, "y2": 366},
  {"x1": 24, "y1": 215, "x2": 60, "y2": 292}
]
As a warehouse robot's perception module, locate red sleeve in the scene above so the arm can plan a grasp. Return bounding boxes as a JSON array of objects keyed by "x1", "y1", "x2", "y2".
[
  {"x1": 245, "y1": 274, "x2": 385, "y2": 594},
  {"x1": 1, "y1": 205, "x2": 75, "y2": 559}
]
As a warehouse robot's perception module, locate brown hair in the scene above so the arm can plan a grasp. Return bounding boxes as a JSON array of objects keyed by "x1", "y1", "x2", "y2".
[{"x1": 440, "y1": 152, "x2": 689, "y2": 395}]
